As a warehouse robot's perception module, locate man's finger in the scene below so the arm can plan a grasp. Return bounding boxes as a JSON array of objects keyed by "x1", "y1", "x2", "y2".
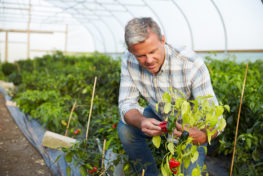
[
  {"x1": 176, "y1": 122, "x2": 183, "y2": 131},
  {"x1": 149, "y1": 119, "x2": 162, "y2": 131},
  {"x1": 143, "y1": 128, "x2": 162, "y2": 136},
  {"x1": 149, "y1": 124, "x2": 161, "y2": 131},
  {"x1": 173, "y1": 128, "x2": 182, "y2": 137},
  {"x1": 151, "y1": 119, "x2": 162, "y2": 126}
]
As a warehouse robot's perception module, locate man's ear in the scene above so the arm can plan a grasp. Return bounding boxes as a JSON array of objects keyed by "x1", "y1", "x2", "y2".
[
  {"x1": 161, "y1": 35, "x2": 165, "y2": 45},
  {"x1": 128, "y1": 46, "x2": 134, "y2": 53}
]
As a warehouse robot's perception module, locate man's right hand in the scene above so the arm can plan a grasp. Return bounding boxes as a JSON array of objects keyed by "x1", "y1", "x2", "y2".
[
  {"x1": 124, "y1": 109, "x2": 163, "y2": 137},
  {"x1": 140, "y1": 118, "x2": 163, "y2": 137}
]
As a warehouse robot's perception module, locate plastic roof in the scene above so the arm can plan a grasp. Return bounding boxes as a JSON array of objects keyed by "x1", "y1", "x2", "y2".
[{"x1": 1, "y1": 0, "x2": 263, "y2": 54}]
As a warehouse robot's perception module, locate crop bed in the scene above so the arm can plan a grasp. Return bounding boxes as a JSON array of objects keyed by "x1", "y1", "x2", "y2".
[{"x1": 0, "y1": 52, "x2": 262, "y2": 175}]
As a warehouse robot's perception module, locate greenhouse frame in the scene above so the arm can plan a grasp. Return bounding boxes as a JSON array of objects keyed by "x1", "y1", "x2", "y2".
[{"x1": 0, "y1": 0, "x2": 263, "y2": 176}]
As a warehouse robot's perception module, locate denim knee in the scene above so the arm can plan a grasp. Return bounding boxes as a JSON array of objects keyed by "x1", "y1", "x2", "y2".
[{"x1": 117, "y1": 121, "x2": 136, "y2": 146}]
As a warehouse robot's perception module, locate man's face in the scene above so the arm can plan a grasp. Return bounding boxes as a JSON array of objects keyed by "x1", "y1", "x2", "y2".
[{"x1": 129, "y1": 32, "x2": 166, "y2": 75}]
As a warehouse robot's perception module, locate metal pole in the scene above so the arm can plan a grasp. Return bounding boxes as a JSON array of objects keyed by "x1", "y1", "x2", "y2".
[
  {"x1": 142, "y1": 0, "x2": 167, "y2": 38},
  {"x1": 27, "y1": 0, "x2": 31, "y2": 59},
  {"x1": 170, "y1": 0, "x2": 194, "y2": 50},
  {"x1": 210, "y1": 0, "x2": 228, "y2": 53}
]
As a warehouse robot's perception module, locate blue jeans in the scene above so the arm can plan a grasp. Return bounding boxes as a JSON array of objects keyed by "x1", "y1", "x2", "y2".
[{"x1": 118, "y1": 106, "x2": 207, "y2": 176}]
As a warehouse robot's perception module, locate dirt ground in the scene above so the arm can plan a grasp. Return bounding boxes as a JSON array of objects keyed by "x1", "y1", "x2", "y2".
[{"x1": 0, "y1": 92, "x2": 52, "y2": 176}]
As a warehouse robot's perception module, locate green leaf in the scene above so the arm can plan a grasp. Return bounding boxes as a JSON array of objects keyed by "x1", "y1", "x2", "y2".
[
  {"x1": 67, "y1": 167, "x2": 71, "y2": 176},
  {"x1": 105, "y1": 138, "x2": 113, "y2": 150},
  {"x1": 65, "y1": 152, "x2": 73, "y2": 163},
  {"x1": 202, "y1": 164, "x2": 207, "y2": 171},
  {"x1": 224, "y1": 105, "x2": 230, "y2": 112},
  {"x1": 182, "y1": 113, "x2": 191, "y2": 127},
  {"x1": 124, "y1": 163, "x2": 129, "y2": 172},
  {"x1": 156, "y1": 103, "x2": 159, "y2": 113},
  {"x1": 192, "y1": 167, "x2": 201, "y2": 176},
  {"x1": 85, "y1": 163, "x2": 93, "y2": 170},
  {"x1": 55, "y1": 155, "x2": 62, "y2": 163},
  {"x1": 184, "y1": 157, "x2": 191, "y2": 169},
  {"x1": 167, "y1": 142, "x2": 175, "y2": 155},
  {"x1": 79, "y1": 165, "x2": 87, "y2": 176},
  {"x1": 206, "y1": 111, "x2": 218, "y2": 128},
  {"x1": 252, "y1": 149, "x2": 260, "y2": 161},
  {"x1": 152, "y1": 136, "x2": 161, "y2": 148},
  {"x1": 204, "y1": 146, "x2": 207, "y2": 155},
  {"x1": 215, "y1": 106, "x2": 224, "y2": 117},
  {"x1": 218, "y1": 118, "x2": 226, "y2": 132},
  {"x1": 162, "y1": 92, "x2": 171, "y2": 103},
  {"x1": 206, "y1": 129, "x2": 212, "y2": 145},
  {"x1": 191, "y1": 151, "x2": 199, "y2": 163},
  {"x1": 164, "y1": 103, "x2": 171, "y2": 114},
  {"x1": 181, "y1": 101, "x2": 190, "y2": 115},
  {"x1": 161, "y1": 163, "x2": 169, "y2": 176},
  {"x1": 246, "y1": 138, "x2": 251, "y2": 149}
]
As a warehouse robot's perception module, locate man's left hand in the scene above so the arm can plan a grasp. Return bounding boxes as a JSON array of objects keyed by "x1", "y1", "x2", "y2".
[{"x1": 173, "y1": 122, "x2": 207, "y2": 145}]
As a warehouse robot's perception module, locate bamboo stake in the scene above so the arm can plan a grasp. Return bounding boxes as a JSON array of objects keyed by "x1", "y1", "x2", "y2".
[
  {"x1": 101, "y1": 139, "x2": 106, "y2": 171},
  {"x1": 229, "y1": 63, "x2": 248, "y2": 176},
  {"x1": 5, "y1": 31, "x2": 8, "y2": 62},
  {"x1": 85, "y1": 76, "x2": 97, "y2": 140},
  {"x1": 65, "y1": 101, "x2": 77, "y2": 136},
  {"x1": 142, "y1": 169, "x2": 145, "y2": 176}
]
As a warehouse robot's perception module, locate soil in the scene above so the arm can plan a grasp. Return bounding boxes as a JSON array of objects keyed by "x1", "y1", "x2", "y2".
[{"x1": 0, "y1": 92, "x2": 52, "y2": 176}]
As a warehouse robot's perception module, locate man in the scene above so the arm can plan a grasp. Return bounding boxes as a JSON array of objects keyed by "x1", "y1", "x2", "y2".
[{"x1": 118, "y1": 17, "x2": 220, "y2": 175}]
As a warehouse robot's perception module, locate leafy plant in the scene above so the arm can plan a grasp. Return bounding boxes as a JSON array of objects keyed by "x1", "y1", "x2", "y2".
[
  {"x1": 58, "y1": 138, "x2": 102, "y2": 176},
  {"x1": 1, "y1": 62, "x2": 17, "y2": 76},
  {"x1": 205, "y1": 57, "x2": 263, "y2": 175},
  {"x1": 152, "y1": 89, "x2": 229, "y2": 175}
]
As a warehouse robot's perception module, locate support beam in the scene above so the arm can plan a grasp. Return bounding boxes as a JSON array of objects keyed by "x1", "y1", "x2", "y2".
[
  {"x1": 27, "y1": 1, "x2": 31, "y2": 59},
  {"x1": 64, "y1": 24, "x2": 68, "y2": 53},
  {"x1": 0, "y1": 29, "x2": 62, "y2": 34}
]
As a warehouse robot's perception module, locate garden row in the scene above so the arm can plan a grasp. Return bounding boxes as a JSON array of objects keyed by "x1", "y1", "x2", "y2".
[{"x1": 0, "y1": 52, "x2": 262, "y2": 175}]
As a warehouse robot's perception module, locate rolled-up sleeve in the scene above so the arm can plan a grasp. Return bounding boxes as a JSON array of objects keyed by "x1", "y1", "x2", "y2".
[{"x1": 118, "y1": 52, "x2": 144, "y2": 124}]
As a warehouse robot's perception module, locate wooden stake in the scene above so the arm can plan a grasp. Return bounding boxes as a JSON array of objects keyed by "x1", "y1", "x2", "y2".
[
  {"x1": 101, "y1": 139, "x2": 106, "y2": 171},
  {"x1": 142, "y1": 169, "x2": 145, "y2": 176},
  {"x1": 5, "y1": 31, "x2": 8, "y2": 62},
  {"x1": 229, "y1": 63, "x2": 248, "y2": 176},
  {"x1": 65, "y1": 101, "x2": 77, "y2": 136},
  {"x1": 85, "y1": 76, "x2": 97, "y2": 140}
]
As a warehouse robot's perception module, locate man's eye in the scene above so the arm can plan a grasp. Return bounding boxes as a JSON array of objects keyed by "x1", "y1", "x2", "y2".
[{"x1": 137, "y1": 55, "x2": 146, "y2": 59}]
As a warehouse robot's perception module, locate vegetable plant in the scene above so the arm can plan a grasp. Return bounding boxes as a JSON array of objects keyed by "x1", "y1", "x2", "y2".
[{"x1": 152, "y1": 88, "x2": 229, "y2": 175}]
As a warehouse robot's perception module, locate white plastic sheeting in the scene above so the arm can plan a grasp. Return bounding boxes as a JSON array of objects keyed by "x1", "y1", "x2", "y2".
[{"x1": 0, "y1": 0, "x2": 263, "y2": 57}]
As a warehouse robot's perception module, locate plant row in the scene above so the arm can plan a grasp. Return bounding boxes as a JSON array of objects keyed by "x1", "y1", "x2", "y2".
[{"x1": 0, "y1": 52, "x2": 262, "y2": 175}]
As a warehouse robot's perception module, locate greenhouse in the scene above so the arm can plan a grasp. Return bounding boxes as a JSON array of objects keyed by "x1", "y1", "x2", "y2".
[{"x1": 0, "y1": 0, "x2": 262, "y2": 176}]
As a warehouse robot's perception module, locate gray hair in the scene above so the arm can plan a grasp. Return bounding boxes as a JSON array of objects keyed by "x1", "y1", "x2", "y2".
[{"x1": 124, "y1": 17, "x2": 162, "y2": 48}]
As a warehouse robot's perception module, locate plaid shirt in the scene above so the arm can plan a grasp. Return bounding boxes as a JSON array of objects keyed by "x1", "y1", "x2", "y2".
[{"x1": 118, "y1": 44, "x2": 219, "y2": 124}]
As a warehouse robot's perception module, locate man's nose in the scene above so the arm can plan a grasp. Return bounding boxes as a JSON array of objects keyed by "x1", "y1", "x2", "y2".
[{"x1": 145, "y1": 54, "x2": 154, "y2": 64}]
